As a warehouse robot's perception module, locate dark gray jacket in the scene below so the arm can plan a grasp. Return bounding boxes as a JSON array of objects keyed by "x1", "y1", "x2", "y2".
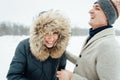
[{"x1": 7, "y1": 39, "x2": 66, "y2": 80}]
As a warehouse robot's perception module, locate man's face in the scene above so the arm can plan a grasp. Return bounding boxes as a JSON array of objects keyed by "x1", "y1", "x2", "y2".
[{"x1": 88, "y1": 3, "x2": 108, "y2": 29}]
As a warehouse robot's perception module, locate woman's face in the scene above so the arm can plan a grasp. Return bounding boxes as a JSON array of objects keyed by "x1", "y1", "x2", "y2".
[{"x1": 43, "y1": 31, "x2": 59, "y2": 48}]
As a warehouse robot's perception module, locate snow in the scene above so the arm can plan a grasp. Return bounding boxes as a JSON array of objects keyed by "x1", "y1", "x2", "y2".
[{"x1": 0, "y1": 35, "x2": 120, "y2": 80}]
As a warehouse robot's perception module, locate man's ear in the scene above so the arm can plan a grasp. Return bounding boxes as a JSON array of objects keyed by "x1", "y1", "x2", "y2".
[{"x1": 111, "y1": 0, "x2": 120, "y2": 16}]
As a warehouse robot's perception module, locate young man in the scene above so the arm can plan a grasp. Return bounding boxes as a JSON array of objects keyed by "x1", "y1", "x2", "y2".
[
  {"x1": 57, "y1": 0, "x2": 120, "y2": 80},
  {"x1": 7, "y1": 10, "x2": 71, "y2": 80}
]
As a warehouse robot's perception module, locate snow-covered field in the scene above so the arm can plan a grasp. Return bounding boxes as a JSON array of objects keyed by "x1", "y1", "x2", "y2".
[{"x1": 0, "y1": 35, "x2": 120, "y2": 80}]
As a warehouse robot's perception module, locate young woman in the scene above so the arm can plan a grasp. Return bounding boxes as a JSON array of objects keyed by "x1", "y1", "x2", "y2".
[{"x1": 7, "y1": 10, "x2": 71, "y2": 80}]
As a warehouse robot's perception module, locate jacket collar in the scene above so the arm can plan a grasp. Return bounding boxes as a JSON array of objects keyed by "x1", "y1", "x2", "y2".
[
  {"x1": 86, "y1": 25, "x2": 113, "y2": 43},
  {"x1": 82, "y1": 28, "x2": 115, "y2": 51}
]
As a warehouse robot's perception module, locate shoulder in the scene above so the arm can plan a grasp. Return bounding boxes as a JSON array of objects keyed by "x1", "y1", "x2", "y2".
[
  {"x1": 97, "y1": 37, "x2": 120, "y2": 59},
  {"x1": 18, "y1": 38, "x2": 29, "y2": 47},
  {"x1": 98, "y1": 36, "x2": 119, "y2": 50},
  {"x1": 16, "y1": 38, "x2": 30, "y2": 51},
  {"x1": 19, "y1": 38, "x2": 29, "y2": 44}
]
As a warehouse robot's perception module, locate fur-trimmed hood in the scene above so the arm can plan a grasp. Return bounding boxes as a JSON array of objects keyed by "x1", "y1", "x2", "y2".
[{"x1": 29, "y1": 10, "x2": 71, "y2": 61}]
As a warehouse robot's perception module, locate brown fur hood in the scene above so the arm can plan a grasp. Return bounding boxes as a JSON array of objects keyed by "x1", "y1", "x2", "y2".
[{"x1": 29, "y1": 10, "x2": 71, "y2": 61}]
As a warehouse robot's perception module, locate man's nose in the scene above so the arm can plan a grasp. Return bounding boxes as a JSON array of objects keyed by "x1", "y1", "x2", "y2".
[{"x1": 89, "y1": 8, "x2": 94, "y2": 14}]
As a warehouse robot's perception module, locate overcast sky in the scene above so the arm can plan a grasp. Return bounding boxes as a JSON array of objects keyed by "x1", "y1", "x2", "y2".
[{"x1": 0, "y1": 0, "x2": 119, "y2": 29}]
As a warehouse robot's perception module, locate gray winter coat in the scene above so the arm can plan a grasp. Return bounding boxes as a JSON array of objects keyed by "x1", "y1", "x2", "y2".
[
  {"x1": 67, "y1": 28, "x2": 120, "y2": 80},
  {"x1": 7, "y1": 39, "x2": 66, "y2": 80}
]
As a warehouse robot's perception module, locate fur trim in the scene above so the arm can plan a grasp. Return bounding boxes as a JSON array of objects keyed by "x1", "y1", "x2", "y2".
[{"x1": 29, "y1": 10, "x2": 71, "y2": 61}]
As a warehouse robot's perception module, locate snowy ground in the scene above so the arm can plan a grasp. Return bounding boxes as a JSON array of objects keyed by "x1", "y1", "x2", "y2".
[{"x1": 0, "y1": 35, "x2": 120, "y2": 80}]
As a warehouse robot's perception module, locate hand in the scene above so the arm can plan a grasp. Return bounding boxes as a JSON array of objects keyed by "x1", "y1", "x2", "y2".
[{"x1": 56, "y1": 69, "x2": 73, "y2": 80}]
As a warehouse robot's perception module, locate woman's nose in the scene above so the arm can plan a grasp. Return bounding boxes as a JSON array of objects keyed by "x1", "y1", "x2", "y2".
[{"x1": 49, "y1": 36, "x2": 54, "y2": 41}]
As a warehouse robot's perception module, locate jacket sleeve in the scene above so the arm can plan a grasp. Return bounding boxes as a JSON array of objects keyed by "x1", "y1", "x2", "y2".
[
  {"x1": 71, "y1": 73, "x2": 88, "y2": 80},
  {"x1": 65, "y1": 50, "x2": 78, "y2": 64},
  {"x1": 6, "y1": 40, "x2": 28, "y2": 80}
]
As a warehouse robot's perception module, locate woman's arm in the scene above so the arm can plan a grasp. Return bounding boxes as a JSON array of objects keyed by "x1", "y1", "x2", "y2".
[{"x1": 6, "y1": 40, "x2": 28, "y2": 80}]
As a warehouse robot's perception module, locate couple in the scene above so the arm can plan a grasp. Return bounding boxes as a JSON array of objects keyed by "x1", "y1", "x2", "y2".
[{"x1": 7, "y1": 0, "x2": 120, "y2": 80}]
